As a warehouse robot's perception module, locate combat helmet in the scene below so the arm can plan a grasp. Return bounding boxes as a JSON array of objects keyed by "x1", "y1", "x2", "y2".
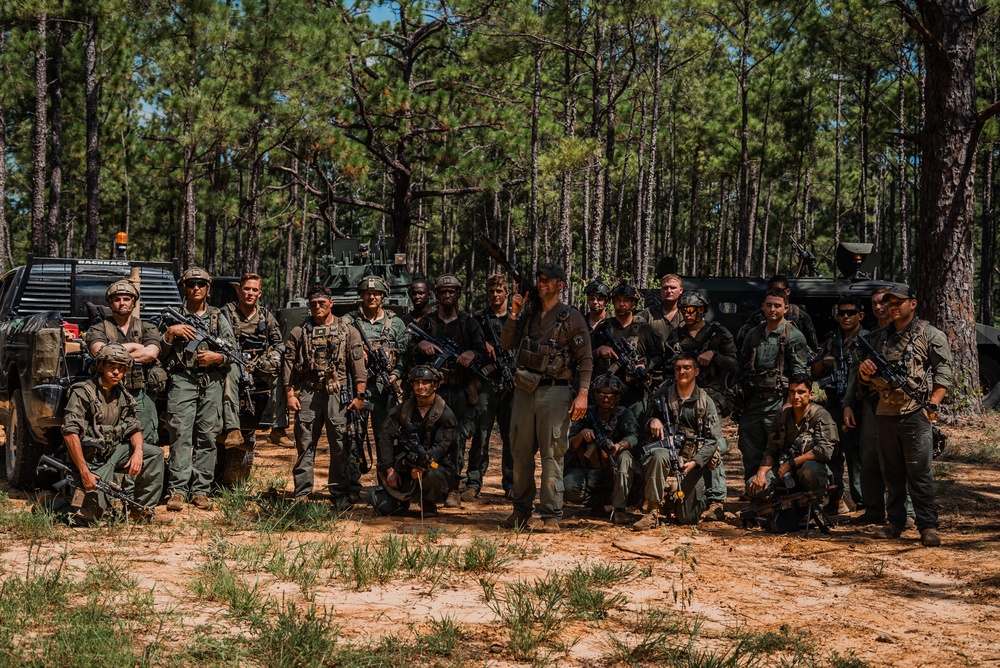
[
  {"x1": 105, "y1": 280, "x2": 139, "y2": 303},
  {"x1": 678, "y1": 291, "x2": 710, "y2": 309},
  {"x1": 357, "y1": 275, "x2": 389, "y2": 296},
  {"x1": 591, "y1": 374, "x2": 625, "y2": 395},
  {"x1": 584, "y1": 280, "x2": 612, "y2": 298},
  {"x1": 180, "y1": 267, "x2": 212, "y2": 285},
  {"x1": 409, "y1": 365, "x2": 443, "y2": 383},
  {"x1": 434, "y1": 274, "x2": 462, "y2": 291},
  {"x1": 94, "y1": 342, "x2": 133, "y2": 367}
]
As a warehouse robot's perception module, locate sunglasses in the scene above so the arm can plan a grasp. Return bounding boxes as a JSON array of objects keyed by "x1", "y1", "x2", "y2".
[
  {"x1": 185, "y1": 280, "x2": 208, "y2": 288},
  {"x1": 437, "y1": 288, "x2": 458, "y2": 295},
  {"x1": 836, "y1": 310, "x2": 859, "y2": 317},
  {"x1": 680, "y1": 306, "x2": 700, "y2": 314}
]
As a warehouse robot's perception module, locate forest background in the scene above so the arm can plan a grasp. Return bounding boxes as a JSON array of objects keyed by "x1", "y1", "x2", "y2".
[{"x1": 1, "y1": 0, "x2": 999, "y2": 403}]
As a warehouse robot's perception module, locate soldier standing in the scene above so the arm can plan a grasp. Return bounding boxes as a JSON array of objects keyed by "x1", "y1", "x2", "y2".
[
  {"x1": 636, "y1": 353, "x2": 723, "y2": 529},
  {"x1": 499, "y1": 262, "x2": 593, "y2": 532},
  {"x1": 736, "y1": 288, "x2": 809, "y2": 488},
  {"x1": 564, "y1": 375, "x2": 639, "y2": 522},
  {"x1": 161, "y1": 268, "x2": 235, "y2": 511},
  {"x1": 403, "y1": 278, "x2": 433, "y2": 325},
  {"x1": 583, "y1": 280, "x2": 612, "y2": 332},
  {"x1": 407, "y1": 274, "x2": 487, "y2": 508},
  {"x1": 859, "y1": 286, "x2": 951, "y2": 547},
  {"x1": 666, "y1": 291, "x2": 738, "y2": 519},
  {"x1": 592, "y1": 283, "x2": 661, "y2": 420},
  {"x1": 635, "y1": 273, "x2": 684, "y2": 380},
  {"x1": 283, "y1": 285, "x2": 368, "y2": 505},
  {"x1": 87, "y1": 280, "x2": 165, "y2": 448},
  {"x1": 470, "y1": 274, "x2": 515, "y2": 499},
  {"x1": 747, "y1": 374, "x2": 837, "y2": 497},
  {"x1": 369, "y1": 366, "x2": 458, "y2": 516},
  {"x1": 737, "y1": 275, "x2": 819, "y2": 351},
  {"x1": 220, "y1": 273, "x2": 284, "y2": 452},
  {"x1": 59, "y1": 343, "x2": 165, "y2": 524},
  {"x1": 345, "y1": 274, "x2": 407, "y2": 454},
  {"x1": 810, "y1": 296, "x2": 867, "y2": 515}
]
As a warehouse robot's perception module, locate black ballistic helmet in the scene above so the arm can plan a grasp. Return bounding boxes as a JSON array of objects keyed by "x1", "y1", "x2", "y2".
[{"x1": 584, "y1": 280, "x2": 612, "y2": 298}]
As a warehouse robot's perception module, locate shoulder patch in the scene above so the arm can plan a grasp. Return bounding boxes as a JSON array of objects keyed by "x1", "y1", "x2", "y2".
[{"x1": 573, "y1": 334, "x2": 585, "y2": 348}]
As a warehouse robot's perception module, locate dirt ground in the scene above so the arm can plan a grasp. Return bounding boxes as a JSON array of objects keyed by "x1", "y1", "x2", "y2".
[{"x1": 2, "y1": 417, "x2": 1000, "y2": 667}]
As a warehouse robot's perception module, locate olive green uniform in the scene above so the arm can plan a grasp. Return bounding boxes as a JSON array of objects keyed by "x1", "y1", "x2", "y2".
[
  {"x1": 666, "y1": 320, "x2": 738, "y2": 504},
  {"x1": 564, "y1": 406, "x2": 639, "y2": 511},
  {"x1": 86, "y1": 317, "x2": 162, "y2": 445},
  {"x1": 635, "y1": 303, "x2": 681, "y2": 362},
  {"x1": 737, "y1": 320, "x2": 808, "y2": 481},
  {"x1": 161, "y1": 307, "x2": 235, "y2": 500},
  {"x1": 737, "y1": 303, "x2": 819, "y2": 352},
  {"x1": 60, "y1": 377, "x2": 164, "y2": 523},
  {"x1": 500, "y1": 302, "x2": 593, "y2": 521},
  {"x1": 221, "y1": 302, "x2": 283, "y2": 448},
  {"x1": 861, "y1": 319, "x2": 952, "y2": 531},
  {"x1": 345, "y1": 308, "x2": 407, "y2": 445},
  {"x1": 283, "y1": 316, "x2": 367, "y2": 500},
  {"x1": 761, "y1": 403, "x2": 838, "y2": 493},
  {"x1": 642, "y1": 385, "x2": 722, "y2": 524},
  {"x1": 592, "y1": 317, "x2": 661, "y2": 420},
  {"x1": 375, "y1": 395, "x2": 458, "y2": 507},
  {"x1": 471, "y1": 307, "x2": 515, "y2": 494}
]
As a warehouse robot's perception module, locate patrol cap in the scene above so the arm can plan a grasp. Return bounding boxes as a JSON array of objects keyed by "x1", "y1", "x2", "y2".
[
  {"x1": 94, "y1": 342, "x2": 133, "y2": 367},
  {"x1": 434, "y1": 274, "x2": 462, "y2": 291},
  {"x1": 584, "y1": 280, "x2": 611, "y2": 298},
  {"x1": 678, "y1": 291, "x2": 710, "y2": 309},
  {"x1": 357, "y1": 275, "x2": 389, "y2": 296},
  {"x1": 180, "y1": 267, "x2": 212, "y2": 285},
  {"x1": 105, "y1": 280, "x2": 139, "y2": 303},
  {"x1": 409, "y1": 365, "x2": 443, "y2": 382},
  {"x1": 884, "y1": 284, "x2": 916, "y2": 300},
  {"x1": 537, "y1": 262, "x2": 566, "y2": 282},
  {"x1": 611, "y1": 283, "x2": 640, "y2": 301},
  {"x1": 591, "y1": 374, "x2": 625, "y2": 395}
]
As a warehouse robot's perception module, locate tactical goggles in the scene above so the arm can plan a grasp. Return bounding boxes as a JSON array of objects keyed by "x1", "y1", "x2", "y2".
[{"x1": 184, "y1": 280, "x2": 209, "y2": 288}]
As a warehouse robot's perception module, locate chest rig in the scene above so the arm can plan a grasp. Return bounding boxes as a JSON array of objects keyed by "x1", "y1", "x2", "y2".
[
  {"x1": 76, "y1": 381, "x2": 134, "y2": 460},
  {"x1": 877, "y1": 320, "x2": 927, "y2": 405},
  {"x1": 301, "y1": 320, "x2": 348, "y2": 392},
  {"x1": 745, "y1": 321, "x2": 793, "y2": 392},
  {"x1": 516, "y1": 307, "x2": 571, "y2": 377},
  {"x1": 97, "y1": 319, "x2": 147, "y2": 391}
]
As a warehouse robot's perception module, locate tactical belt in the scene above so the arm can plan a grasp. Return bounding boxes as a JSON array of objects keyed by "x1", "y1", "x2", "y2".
[
  {"x1": 539, "y1": 378, "x2": 572, "y2": 386},
  {"x1": 303, "y1": 380, "x2": 334, "y2": 393}
]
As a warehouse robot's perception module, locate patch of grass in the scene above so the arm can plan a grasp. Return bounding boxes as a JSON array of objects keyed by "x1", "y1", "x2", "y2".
[
  {"x1": 83, "y1": 554, "x2": 138, "y2": 592},
  {"x1": 251, "y1": 602, "x2": 339, "y2": 668},
  {"x1": 453, "y1": 534, "x2": 516, "y2": 573},
  {"x1": 0, "y1": 492, "x2": 56, "y2": 540},
  {"x1": 191, "y1": 557, "x2": 273, "y2": 623},
  {"x1": 605, "y1": 606, "x2": 690, "y2": 664},
  {"x1": 336, "y1": 534, "x2": 454, "y2": 591},
  {"x1": 217, "y1": 492, "x2": 343, "y2": 533},
  {"x1": 414, "y1": 615, "x2": 461, "y2": 656},
  {"x1": 489, "y1": 571, "x2": 568, "y2": 660},
  {"x1": 173, "y1": 625, "x2": 250, "y2": 667},
  {"x1": 738, "y1": 624, "x2": 815, "y2": 655},
  {"x1": 827, "y1": 650, "x2": 872, "y2": 668}
]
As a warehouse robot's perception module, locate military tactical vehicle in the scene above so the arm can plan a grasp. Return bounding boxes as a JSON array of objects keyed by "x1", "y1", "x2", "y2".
[{"x1": 649, "y1": 243, "x2": 1000, "y2": 408}]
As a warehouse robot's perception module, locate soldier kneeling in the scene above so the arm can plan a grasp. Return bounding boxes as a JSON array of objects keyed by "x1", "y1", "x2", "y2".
[
  {"x1": 56, "y1": 343, "x2": 165, "y2": 524},
  {"x1": 369, "y1": 366, "x2": 458, "y2": 516}
]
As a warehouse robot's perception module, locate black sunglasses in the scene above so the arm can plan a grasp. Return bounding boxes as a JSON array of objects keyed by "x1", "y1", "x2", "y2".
[
  {"x1": 836, "y1": 309, "x2": 859, "y2": 317},
  {"x1": 185, "y1": 280, "x2": 209, "y2": 288}
]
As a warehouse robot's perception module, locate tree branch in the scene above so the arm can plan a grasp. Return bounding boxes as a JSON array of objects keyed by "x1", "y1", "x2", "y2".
[
  {"x1": 884, "y1": 0, "x2": 947, "y2": 55},
  {"x1": 413, "y1": 186, "x2": 484, "y2": 199}
]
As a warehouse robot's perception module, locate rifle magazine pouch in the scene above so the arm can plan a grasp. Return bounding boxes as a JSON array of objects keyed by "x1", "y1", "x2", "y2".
[
  {"x1": 146, "y1": 364, "x2": 169, "y2": 395},
  {"x1": 516, "y1": 338, "x2": 549, "y2": 373},
  {"x1": 513, "y1": 368, "x2": 543, "y2": 394}
]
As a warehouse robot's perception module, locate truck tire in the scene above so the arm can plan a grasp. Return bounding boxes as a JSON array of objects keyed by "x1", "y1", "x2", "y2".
[
  {"x1": 980, "y1": 354, "x2": 1000, "y2": 410},
  {"x1": 3, "y1": 389, "x2": 42, "y2": 488},
  {"x1": 215, "y1": 444, "x2": 254, "y2": 487}
]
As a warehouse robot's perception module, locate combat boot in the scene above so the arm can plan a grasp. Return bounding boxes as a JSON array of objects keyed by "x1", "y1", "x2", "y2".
[
  {"x1": 269, "y1": 428, "x2": 294, "y2": 447},
  {"x1": 536, "y1": 519, "x2": 560, "y2": 533},
  {"x1": 500, "y1": 513, "x2": 530, "y2": 530},
  {"x1": 920, "y1": 528, "x2": 942, "y2": 547},
  {"x1": 460, "y1": 487, "x2": 480, "y2": 502},
  {"x1": 444, "y1": 490, "x2": 462, "y2": 508},
  {"x1": 166, "y1": 493, "x2": 186, "y2": 512},
  {"x1": 632, "y1": 508, "x2": 660, "y2": 531}
]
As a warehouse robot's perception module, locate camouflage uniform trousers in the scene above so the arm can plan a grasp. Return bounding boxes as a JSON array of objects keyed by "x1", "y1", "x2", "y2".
[
  {"x1": 293, "y1": 387, "x2": 351, "y2": 500},
  {"x1": 466, "y1": 384, "x2": 512, "y2": 493},
  {"x1": 737, "y1": 394, "x2": 784, "y2": 482},
  {"x1": 564, "y1": 450, "x2": 641, "y2": 510},
  {"x1": 220, "y1": 364, "x2": 275, "y2": 450},
  {"x1": 120, "y1": 389, "x2": 159, "y2": 497},
  {"x1": 639, "y1": 447, "x2": 708, "y2": 525},
  {"x1": 438, "y1": 383, "x2": 475, "y2": 493},
  {"x1": 825, "y1": 402, "x2": 862, "y2": 505},
  {"x1": 67, "y1": 440, "x2": 164, "y2": 524},
  {"x1": 166, "y1": 371, "x2": 224, "y2": 500},
  {"x1": 510, "y1": 384, "x2": 573, "y2": 521},
  {"x1": 876, "y1": 410, "x2": 937, "y2": 531}
]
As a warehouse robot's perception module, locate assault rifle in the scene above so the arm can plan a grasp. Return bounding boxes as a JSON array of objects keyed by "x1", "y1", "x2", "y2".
[
  {"x1": 393, "y1": 421, "x2": 439, "y2": 472},
  {"x1": 478, "y1": 312, "x2": 515, "y2": 392},
  {"x1": 404, "y1": 322, "x2": 496, "y2": 389},
  {"x1": 740, "y1": 484, "x2": 835, "y2": 537},
  {"x1": 36, "y1": 454, "x2": 154, "y2": 520},
  {"x1": 856, "y1": 335, "x2": 937, "y2": 420},
  {"x1": 809, "y1": 332, "x2": 847, "y2": 399},
  {"x1": 578, "y1": 410, "x2": 616, "y2": 469},
  {"x1": 342, "y1": 368, "x2": 373, "y2": 474},
  {"x1": 476, "y1": 234, "x2": 535, "y2": 299},
  {"x1": 162, "y1": 306, "x2": 254, "y2": 415},
  {"x1": 353, "y1": 320, "x2": 403, "y2": 403},
  {"x1": 597, "y1": 330, "x2": 650, "y2": 390}
]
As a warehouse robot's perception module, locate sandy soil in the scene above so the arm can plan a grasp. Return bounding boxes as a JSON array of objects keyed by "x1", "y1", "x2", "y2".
[{"x1": 2, "y1": 418, "x2": 999, "y2": 667}]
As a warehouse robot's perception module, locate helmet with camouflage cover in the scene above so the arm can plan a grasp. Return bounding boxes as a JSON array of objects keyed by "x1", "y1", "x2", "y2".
[
  {"x1": 105, "y1": 280, "x2": 139, "y2": 303},
  {"x1": 678, "y1": 291, "x2": 710, "y2": 309},
  {"x1": 180, "y1": 267, "x2": 212, "y2": 285},
  {"x1": 434, "y1": 274, "x2": 462, "y2": 292},
  {"x1": 409, "y1": 365, "x2": 443, "y2": 383},
  {"x1": 357, "y1": 275, "x2": 390, "y2": 296},
  {"x1": 591, "y1": 374, "x2": 625, "y2": 395},
  {"x1": 584, "y1": 280, "x2": 612, "y2": 298},
  {"x1": 94, "y1": 342, "x2": 133, "y2": 367},
  {"x1": 611, "y1": 283, "x2": 640, "y2": 301}
]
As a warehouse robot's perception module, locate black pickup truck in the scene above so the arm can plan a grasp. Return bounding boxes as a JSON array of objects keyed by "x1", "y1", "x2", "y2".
[{"x1": 0, "y1": 257, "x2": 182, "y2": 488}]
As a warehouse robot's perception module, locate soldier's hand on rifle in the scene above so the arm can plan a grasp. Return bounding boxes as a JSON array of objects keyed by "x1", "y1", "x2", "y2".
[
  {"x1": 510, "y1": 292, "x2": 527, "y2": 316},
  {"x1": 485, "y1": 341, "x2": 497, "y2": 360},
  {"x1": 417, "y1": 340, "x2": 442, "y2": 356},
  {"x1": 385, "y1": 467, "x2": 400, "y2": 489},
  {"x1": 843, "y1": 406, "x2": 857, "y2": 429},
  {"x1": 197, "y1": 350, "x2": 224, "y2": 366},
  {"x1": 859, "y1": 359, "x2": 877, "y2": 380},
  {"x1": 166, "y1": 323, "x2": 197, "y2": 342},
  {"x1": 349, "y1": 396, "x2": 366, "y2": 412},
  {"x1": 411, "y1": 466, "x2": 425, "y2": 479},
  {"x1": 456, "y1": 350, "x2": 476, "y2": 367},
  {"x1": 80, "y1": 468, "x2": 99, "y2": 492},
  {"x1": 682, "y1": 460, "x2": 697, "y2": 474},
  {"x1": 595, "y1": 345, "x2": 616, "y2": 360},
  {"x1": 648, "y1": 418, "x2": 665, "y2": 439},
  {"x1": 580, "y1": 428, "x2": 595, "y2": 443},
  {"x1": 697, "y1": 350, "x2": 715, "y2": 366},
  {"x1": 748, "y1": 470, "x2": 768, "y2": 495}
]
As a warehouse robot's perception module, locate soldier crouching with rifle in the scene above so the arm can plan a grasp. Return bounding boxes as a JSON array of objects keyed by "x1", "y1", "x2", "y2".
[
  {"x1": 368, "y1": 366, "x2": 458, "y2": 516},
  {"x1": 53, "y1": 343, "x2": 165, "y2": 524},
  {"x1": 563, "y1": 374, "x2": 640, "y2": 523},
  {"x1": 747, "y1": 374, "x2": 837, "y2": 503},
  {"x1": 634, "y1": 352, "x2": 722, "y2": 530}
]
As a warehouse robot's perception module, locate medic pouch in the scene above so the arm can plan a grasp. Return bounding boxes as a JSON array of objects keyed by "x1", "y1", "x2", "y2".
[
  {"x1": 513, "y1": 368, "x2": 543, "y2": 394},
  {"x1": 146, "y1": 363, "x2": 169, "y2": 394}
]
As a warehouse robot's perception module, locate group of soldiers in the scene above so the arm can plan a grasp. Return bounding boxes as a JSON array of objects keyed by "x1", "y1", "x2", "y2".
[{"x1": 55, "y1": 262, "x2": 952, "y2": 547}]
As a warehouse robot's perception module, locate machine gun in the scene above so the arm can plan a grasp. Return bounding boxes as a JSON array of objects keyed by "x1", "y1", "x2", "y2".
[
  {"x1": 642, "y1": 395, "x2": 706, "y2": 500},
  {"x1": 597, "y1": 330, "x2": 651, "y2": 390},
  {"x1": 353, "y1": 321, "x2": 403, "y2": 403},
  {"x1": 342, "y1": 368, "x2": 373, "y2": 474},
  {"x1": 478, "y1": 312, "x2": 515, "y2": 392},
  {"x1": 393, "y1": 421, "x2": 439, "y2": 472},
  {"x1": 856, "y1": 335, "x2": 937, "y2": 420},
  {"x1": 162, "y1": 306, "x2": 254, "y2": 415},
  {"x1": 809, "y1": 332, "x2": 847, "y2": 399},
  {"x1": 740, "y1": 484, "x2": 835, "y2": 537},
  {"x1": 577, "y1": 410, "x2": 617, "y2": 469},
  {"x1": 788, "y1": 234, "x2": 820, "y2": 278},
  {"x1": 404, "y1": 322, "x2": 496, "y2": 389},
  {"x1": 36, "y1": 454, "x2": 154, "y2": 520}
]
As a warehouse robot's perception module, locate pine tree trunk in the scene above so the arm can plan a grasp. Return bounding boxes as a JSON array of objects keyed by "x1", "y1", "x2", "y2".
[
  {"x1": 898, "y1": 61, "x2": 911, "y2": 281},
  {"x1": 0, "y1": 29, "x2": 11, "y2": 273},
  {"x1": 834, "y1": 65, "x2": 843, "y2": 250},
  {"x1": 45, "y1": 19, "x2": 64, "y2": 257},
  {"x1": 31, "y1": 14, "x2": 48, "y2": 256},
  {"x1": 83, "y1": 10, "x2": 100, "y2": 258},
  {"x1": 979, "y1": 148, "x2": 995, "y2": 324}
]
